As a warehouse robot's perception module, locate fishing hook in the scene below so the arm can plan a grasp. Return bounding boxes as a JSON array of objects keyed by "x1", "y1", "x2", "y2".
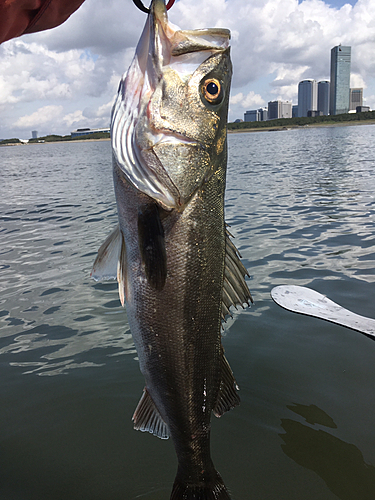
[{"x1": 132, "y1": 0, "x2": 175, "y2": 14}]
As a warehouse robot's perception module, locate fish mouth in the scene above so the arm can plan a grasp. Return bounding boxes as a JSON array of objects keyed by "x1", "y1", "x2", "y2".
[
  {"x1": 111, "y1": 0, "x2": 180, "y2": 210},
  {"x1": 111, "y1": 0, "x2": 230, "y2": 210}
]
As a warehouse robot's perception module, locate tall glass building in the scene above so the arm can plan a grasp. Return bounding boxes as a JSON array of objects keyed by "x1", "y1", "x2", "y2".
[
  {"x1": 330, "y1": 45, "x2": 351, "y2": 115},
  {"x1": 298, "y1": 80, "x2": 317, "y2": 117},
  {"x1": 317, "y1": 81, "x2": 330, "y2": 116}
]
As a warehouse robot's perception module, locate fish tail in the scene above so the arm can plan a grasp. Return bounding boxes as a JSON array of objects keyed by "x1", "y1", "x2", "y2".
[{"x1": 170, "y1": 469, "x2": 232, "y2": 500}]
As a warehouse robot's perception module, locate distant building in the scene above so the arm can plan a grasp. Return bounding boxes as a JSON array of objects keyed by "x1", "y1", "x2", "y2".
[
  {"x1": 356, "y1": 106, "x2": 370, "y2": 113},
  {"x1": 307, "y1": 110, "x2": 323, "y2": 117},
  {"x1": 281, "y1": 101, "x2": 292, "y2": 119},
  {"x1": 244, "y1": 108, "x2": 268, "y2": 122},
  {"x1": 317, "y1": 81, "x2": 330, "y2": 115},
  {"x1": 244, "y1": 110, "x2": 260, "y2": 122},
  {"x1": 31, "y1": 130, "x2": 38, "y2": 139},
  {"x1": 298, "y1": 80, "x2": 317, "y2": 117},
  {"x1": 258, "y1": 107, "x2": 268, "y2": 121},
  {"x1": 292, "y1": 105, "x2": 298, "y2": 118},
  {"x1": 349, "y1": 88, "x2": 363, "y2": 111},
  {"x1": 268, "y1": 100, "x2": 292, "y2": 120},
  {"x1": 71, "y1": 127, "x2": 110, "y2": 138},
  {"x1": 330, "y1": 45, "x2": 351, "y2": 115},
  {"x1": 267, "y1": 101, "x2": 279, "y2": 120}
]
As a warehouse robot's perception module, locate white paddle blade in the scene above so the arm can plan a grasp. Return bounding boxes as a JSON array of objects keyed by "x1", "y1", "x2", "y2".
[{"x1": 271, "y1": 285, "x2": 375, "y2": 339}]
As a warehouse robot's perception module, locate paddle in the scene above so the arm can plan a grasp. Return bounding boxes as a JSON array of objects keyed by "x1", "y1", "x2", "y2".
[{"x1": 270, "y1": 285, "x2": 375, "y2": 339}]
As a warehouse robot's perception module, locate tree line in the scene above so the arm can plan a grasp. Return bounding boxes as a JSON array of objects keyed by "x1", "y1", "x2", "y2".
[{"x1": 228, "y1": 110, "x2": 375, "y2": 131}]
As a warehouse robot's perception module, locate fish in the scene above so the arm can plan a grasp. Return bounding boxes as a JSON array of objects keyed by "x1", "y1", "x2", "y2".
[{"x1": 91, "y1": 0, "x2": 252, "y2": 498}]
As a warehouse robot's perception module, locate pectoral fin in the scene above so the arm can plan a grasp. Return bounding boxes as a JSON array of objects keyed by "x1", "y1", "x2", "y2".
[
  {"x1": 221, "y1": 227, "x2": 253, "y2": 321},
  {"x1": 91, "y1": 225, "x2": 121, "y2": 281},
  {"x1": 133, "y1": 388, "x2": 170, "y2": 439},
  {"x1": 117, "y1": 231, "x2": 127, "y2": 306},
  {"x1": 138, "y1": 203, "x2": 167, "y2": 290},
  {"x1": 91, "y1": 225, "x2": 128, "y2": 306}
]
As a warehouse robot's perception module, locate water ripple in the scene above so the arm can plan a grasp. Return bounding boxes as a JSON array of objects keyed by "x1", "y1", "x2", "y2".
[{"x1": 1, "y1": 128, "x2": 375, "y2": 498}]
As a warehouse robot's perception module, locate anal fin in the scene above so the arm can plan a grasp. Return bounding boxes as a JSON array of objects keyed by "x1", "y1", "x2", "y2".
[
  {"x1": 213, "y1": 350, "x2": 240, "y2": 417},
  {"x1": 132, "y1": 388, "x2": 170, "y2": 440}
]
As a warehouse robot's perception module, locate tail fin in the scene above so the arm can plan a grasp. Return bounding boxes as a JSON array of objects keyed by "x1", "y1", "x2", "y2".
[{"x1": 170, "y1": 470, "x2": 232, "y2": 500}]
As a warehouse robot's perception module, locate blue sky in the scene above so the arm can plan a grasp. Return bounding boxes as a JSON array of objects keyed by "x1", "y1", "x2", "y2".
[
  {"x1": 0, "y1": 0, "x2": 374, "y2": 139},
  {"x1": 322, "y1": 0, "x2": 357, "y2": 5}
]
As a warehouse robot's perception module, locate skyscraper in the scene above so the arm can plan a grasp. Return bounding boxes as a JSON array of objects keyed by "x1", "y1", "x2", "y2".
[
  {"x1": 298, "y1": 80, "x2": 317, "y2": 117},
  {"x1": 317, "y1": 81, "x2": 330, "y2": 116},
  {"x1": 330, "y1": 45, "x2": 351, "y2": 115}
]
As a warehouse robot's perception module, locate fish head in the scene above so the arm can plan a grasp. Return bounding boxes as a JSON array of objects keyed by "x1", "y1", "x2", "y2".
[{"x1": 111, "y1": 0, "x2": 232, "y2": 210}]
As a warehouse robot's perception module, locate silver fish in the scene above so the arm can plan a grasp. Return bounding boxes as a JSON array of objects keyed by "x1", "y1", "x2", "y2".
[{"x1": 92, "y1": 1, "x2": 252, "y2": 498}]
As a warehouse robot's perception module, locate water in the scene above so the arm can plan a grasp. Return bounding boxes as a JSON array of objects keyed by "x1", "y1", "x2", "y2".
[{"x1": 1, "y1": 125, "x2": 375, "y2": 499}]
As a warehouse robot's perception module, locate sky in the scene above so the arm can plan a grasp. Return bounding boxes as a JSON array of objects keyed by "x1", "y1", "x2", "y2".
[{"x1": 1, "y1": 0, "x2": 374, "y2": 139}]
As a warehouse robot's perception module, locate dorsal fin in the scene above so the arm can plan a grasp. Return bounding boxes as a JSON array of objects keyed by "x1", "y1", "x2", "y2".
[
  {"x1": 91, "y1": 225, "x2": 121, "y2": 281},
  {"x1": 221, "y1": 227, "x2": 253, "y2": 321},
  {"x1": 213, "y1": 349, "x2": 240, "y2": 417},
  {"x1": 133, "y1": 388, "x2": 170, "y2": 440}
]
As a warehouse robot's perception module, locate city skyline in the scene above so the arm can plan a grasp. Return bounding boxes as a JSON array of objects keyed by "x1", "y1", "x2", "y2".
[
  {"x1": 243, "y1": 44, "x2": 369, "y2": 121},
  {"x1": 0, "y1": 0, "x2": 374, "y2": 138}
]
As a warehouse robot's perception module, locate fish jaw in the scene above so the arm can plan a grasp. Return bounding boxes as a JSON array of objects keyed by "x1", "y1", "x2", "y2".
[{"x1": 111, "y1": 0, "x2": 231, "y2": 210}]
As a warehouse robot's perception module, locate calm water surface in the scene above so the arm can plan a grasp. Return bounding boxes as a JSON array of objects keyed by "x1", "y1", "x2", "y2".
[{"x1": 1, "y1": 126, "x2": 375, "y2": 499}]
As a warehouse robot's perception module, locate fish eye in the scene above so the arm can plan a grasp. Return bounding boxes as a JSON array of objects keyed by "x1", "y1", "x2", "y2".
[{"x1": 202, "y1": 78, "x2": 223, "y2": 105}]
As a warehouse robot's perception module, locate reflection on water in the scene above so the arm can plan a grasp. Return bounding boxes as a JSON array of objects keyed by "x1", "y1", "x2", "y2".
[
  {"x1": 0, "y1": 142, "x2": 135, "y2": 376},
  {"x1": 1, "y1": 127, "x2": 375, "y2": 499},
  {"x1": 286, "y1": 403, "x2": 337, "y2": 428},
  {"x1": 281, "y1": 403, "x2": 375, "y2": 500}
]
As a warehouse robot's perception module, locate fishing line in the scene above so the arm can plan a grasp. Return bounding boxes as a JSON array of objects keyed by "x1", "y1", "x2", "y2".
[{"x1": 132, "y1": 0, "x2": 175, "y2": 14}]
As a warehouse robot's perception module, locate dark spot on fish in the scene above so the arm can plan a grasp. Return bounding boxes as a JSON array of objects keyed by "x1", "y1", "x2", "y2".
[{"x1": 138, "y1": 202, "x2": 167, "y2": 290}]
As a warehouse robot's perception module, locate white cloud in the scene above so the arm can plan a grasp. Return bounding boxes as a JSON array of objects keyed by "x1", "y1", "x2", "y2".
[
  {"x1": 1, "y1": 0, "x2": 375, "y2": 137},
  {"x1": 62, "y1": 110, "x2": 86, "y2": 129},
  {"x1": 230, "y1": 91, "x2": 265, "y2": 108},
  {"x1": 13, "y1": 105, "x2": 64, "y2": 129},
  {"x1": 364, "y1": 94, "x2": 375, "y2": 106},
  {"x1": 350, "y1": 73, "x2": 367, "y2": 88}
]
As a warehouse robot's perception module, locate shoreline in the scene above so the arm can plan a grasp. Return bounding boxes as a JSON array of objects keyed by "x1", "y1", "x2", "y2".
[
  {"x1": 0, "y1": 137, "x2": 111, "y2": 146},
  {"x1": 227, "y1": 118, "x2": 375, "y2": 134},
  {"x1": 2, "y1": 119, "x2": 375, "y2": 145}
]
